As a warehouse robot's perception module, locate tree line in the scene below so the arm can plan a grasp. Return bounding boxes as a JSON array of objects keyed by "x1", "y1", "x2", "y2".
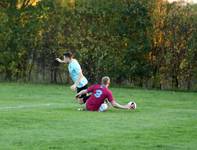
[{"x1": 0, "y1": 0, "x2": 197, "y2": 90}]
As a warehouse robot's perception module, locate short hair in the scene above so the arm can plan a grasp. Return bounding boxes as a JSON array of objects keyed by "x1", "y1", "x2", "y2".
[
  {"x1": 63, "y1": 51, "x2": 73, "y2": 58},
  {"x1": 101, "y1": 76, "x2": 110, "y2": 85}
]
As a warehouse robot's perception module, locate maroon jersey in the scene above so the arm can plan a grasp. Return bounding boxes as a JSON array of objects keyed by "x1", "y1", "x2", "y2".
[{"x1": 86, "y1": 84, "x2": 114, "y2": 111}]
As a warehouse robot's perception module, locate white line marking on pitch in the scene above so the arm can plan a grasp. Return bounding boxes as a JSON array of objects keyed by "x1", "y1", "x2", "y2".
[{"x1": 0, "y1": 103, "x2": 64, "y2": 110}]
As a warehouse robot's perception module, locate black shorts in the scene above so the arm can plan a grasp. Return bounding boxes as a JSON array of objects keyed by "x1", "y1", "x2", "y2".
[{"x1": 77, "y1": 84, "x2": 90, "y2": 103}]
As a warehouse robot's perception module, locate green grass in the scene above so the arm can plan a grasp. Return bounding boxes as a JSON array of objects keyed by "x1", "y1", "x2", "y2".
[{"x1": 0, "y1": 83, "x2": 196, "y2": 150}]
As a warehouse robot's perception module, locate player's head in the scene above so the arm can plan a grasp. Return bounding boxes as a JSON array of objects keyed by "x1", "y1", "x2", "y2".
[
  {"x1": 63, "y1": 51, "x2": 73, "y2": 63},
  {"x1": 101, "y1": 76, "x2": 110, "y2": 87}
]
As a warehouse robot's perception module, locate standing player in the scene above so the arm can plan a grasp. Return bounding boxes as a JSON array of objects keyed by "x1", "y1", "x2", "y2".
[
  {"x1": 76, "y1": 76, "x2": 137, "y2": 112},
  {"x1": 56, "y1": 52, "x2": 89, "y2": 103}
]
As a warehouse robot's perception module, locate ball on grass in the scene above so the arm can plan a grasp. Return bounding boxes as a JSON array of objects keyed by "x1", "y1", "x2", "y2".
[{"x1": 128, "y1": 101, "x2": 137, "y2": 110}]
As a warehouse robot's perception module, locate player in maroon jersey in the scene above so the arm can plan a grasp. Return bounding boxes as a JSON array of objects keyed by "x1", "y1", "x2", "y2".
[{"x1": 76, "y1": 76, "x2": 137, "y2": 112}]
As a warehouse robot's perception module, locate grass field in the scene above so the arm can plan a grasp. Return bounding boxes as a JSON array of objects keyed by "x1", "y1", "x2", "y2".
[{"x1": 0, "y1": 83, "x2": 196, "y2": 150}]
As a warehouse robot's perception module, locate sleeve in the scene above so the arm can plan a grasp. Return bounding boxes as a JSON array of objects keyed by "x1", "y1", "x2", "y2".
[
  {"x1": 73, "y1": 61, "x2": 82, "y2": 74},
  {"x1": 87, "y1": 85, "x2": 95, "y2": 93},
  {"x1": 107, "y1": 90, "x2": 115, "y2": 102}
]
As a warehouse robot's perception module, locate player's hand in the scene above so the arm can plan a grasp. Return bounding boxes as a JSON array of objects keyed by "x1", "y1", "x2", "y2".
[
  {"x1": 70, "y1": 84, "x2": 77, "y2": 91},
  {"x1": 56, "y1": 58, "x2": 62, "y2": 63},
  {"x1": 126, "y1": 103, "x2": 132, "y2": 109},
  {"x1": 126, "y1": 104, "x2": 131, "y2": 109}
]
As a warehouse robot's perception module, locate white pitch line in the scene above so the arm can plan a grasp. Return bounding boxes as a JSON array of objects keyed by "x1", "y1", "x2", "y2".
[{"x1": 0, "y1": 103, "x2": 64, "y2": 111}]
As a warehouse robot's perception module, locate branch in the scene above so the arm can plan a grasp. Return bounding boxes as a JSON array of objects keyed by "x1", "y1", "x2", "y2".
[{"x1": 21, "y1": 0, "x2": 31, "y2": 8}]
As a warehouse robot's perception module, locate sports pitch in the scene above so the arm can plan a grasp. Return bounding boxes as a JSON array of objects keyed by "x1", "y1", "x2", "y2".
[{"x1": 0, "y1": 83, "x2": 196, "y2": 150}]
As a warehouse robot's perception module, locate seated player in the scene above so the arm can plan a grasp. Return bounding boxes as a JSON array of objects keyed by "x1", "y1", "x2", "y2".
[{"x1": 76, "y1": 76, "x2": 137, "y2": 112}]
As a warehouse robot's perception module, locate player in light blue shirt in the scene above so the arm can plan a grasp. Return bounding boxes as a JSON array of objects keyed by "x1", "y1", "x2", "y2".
[
  {"x1": 68, "y1": 59, "x2": 88, "y2": 88},
  {"x1": 56, "y1": 52, "x2": 90, "y2": 103}
]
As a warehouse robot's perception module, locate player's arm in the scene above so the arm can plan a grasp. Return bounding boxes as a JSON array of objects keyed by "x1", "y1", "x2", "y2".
[
  {"x1": 75, "y1": 89, "x2": 88, "y2": 98},
  {"x1": 107, "y1": 91, "x2": 130, "y2": 110},
  {"x1": 76, "y1": 85, "x2": 94, "y2": 98},
  {"x1": 56, "y1": 58, "x2": 65, "y2": 63},
  {"x1": 110, "y1": 100, "x2": 130, "y2": 110}
]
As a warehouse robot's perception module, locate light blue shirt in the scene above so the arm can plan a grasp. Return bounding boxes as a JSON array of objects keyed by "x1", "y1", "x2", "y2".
[{"x1": 68, "y1": 59, "x2": 88, "y2": 88}]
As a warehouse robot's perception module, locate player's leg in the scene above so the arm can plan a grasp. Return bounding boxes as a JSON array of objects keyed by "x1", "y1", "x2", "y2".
[{"x1": 98, "y1": 103, "x2": 109, "y2": 112}]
